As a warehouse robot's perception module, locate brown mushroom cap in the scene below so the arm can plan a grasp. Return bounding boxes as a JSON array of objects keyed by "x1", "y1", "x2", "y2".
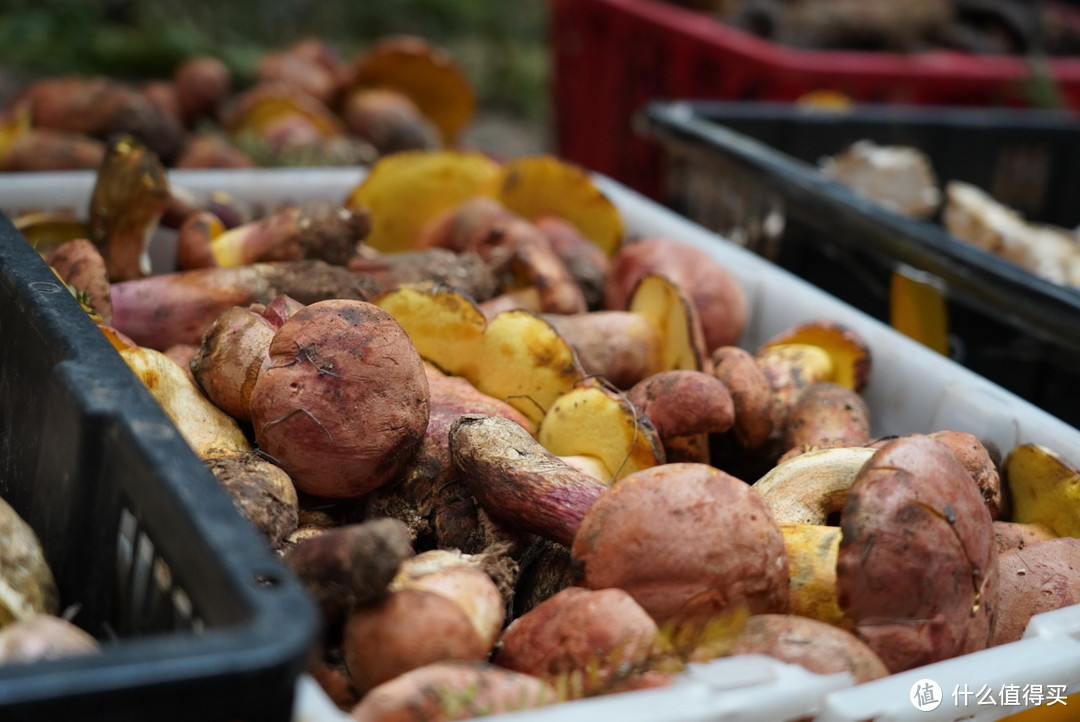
[
  {"x1": 730, "y1": 613, "x2": 889, "y2": 684},
  {"x1": 627, "y1": 369, "x2": 735, "y2": 440},
  {"x1": 993, "y1": 537, "x2": 1080, "y2": 646},
  {"x1": 836, "y1": 434, "x2": 998, "y2": 673},
  {"x1": 711, "y1": 345, "x2": 775, "y2": 450},
  {"x1": 572, "y1": 462, "x2": 789, "y2": 625}
]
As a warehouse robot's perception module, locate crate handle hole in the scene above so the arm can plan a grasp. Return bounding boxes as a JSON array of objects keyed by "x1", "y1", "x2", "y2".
[
  {"x1": 252, "y1": 571, "x2": 282, "y2": 589},
  {"x1": 29, "y1": 281, "x2": 63, "y2": 293}
]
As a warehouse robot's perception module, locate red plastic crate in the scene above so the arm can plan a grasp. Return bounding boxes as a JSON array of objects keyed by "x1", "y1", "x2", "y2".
[{"x1": 550, "y1": 0, "x2": 1080, "y2": 198}]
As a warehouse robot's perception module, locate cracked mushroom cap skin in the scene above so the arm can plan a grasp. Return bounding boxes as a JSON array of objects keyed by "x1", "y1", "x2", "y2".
[
  {"x1": 249, "y1": 299, "x2": 430, "y2": 499},
  {"x1": 836, "y1": 434, "x2": 998, "y2": 673},
  {"x1": 992, "y1": 537, "x2": 1080, "y2": 646}
]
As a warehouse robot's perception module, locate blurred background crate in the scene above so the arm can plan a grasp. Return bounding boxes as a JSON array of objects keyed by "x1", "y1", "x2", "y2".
[
  {"x1": 550, "y1": 0, "x2": 1080, "y2": 200},
  {"x1": 641, "y1": 100, "x2": 1080, "y2": 429}
]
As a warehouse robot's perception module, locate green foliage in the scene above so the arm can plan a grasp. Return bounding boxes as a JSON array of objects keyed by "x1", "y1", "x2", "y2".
[
  {"x1": 1023, "y1": 55, "x2": 1066, "y2": 110},
  {"x1": 69, "y1": 286, "x2": 100, "y2": 320},
  {"x1": 0, "y1": 1, "x2": 199, "y2": 78},
  {"x1": 0, "y1": 1, "x2": 549, "y2": 120}
]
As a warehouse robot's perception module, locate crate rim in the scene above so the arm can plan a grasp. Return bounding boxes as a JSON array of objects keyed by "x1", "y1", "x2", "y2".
[
  {"x1": 639, "y1": 98, "x2": 1080, "y2": 356},
  {"x1": 0, "y1": 217, "x2": 320, "y2": 716}
]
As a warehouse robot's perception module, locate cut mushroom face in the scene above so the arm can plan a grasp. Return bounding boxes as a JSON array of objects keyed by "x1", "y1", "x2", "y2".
[
  {"x1": 538, "y1": 383, "x2": 665, "y2": 484},
  {"x1": 494, "y1": 155, "x2": 625, "y2": 257},
  {"x1": 541, "y1": 274, "x2": 710, "y2": 390},
  {"x1": 347, "y1": 35, "x2": 477, "y2": 148},
  {"x1": 1005, "y1": 443, "x2": 1080, "y2": 538},
  {"x1": 344, "y1": 150, "x2": 502, "y2": 254},
  {"x1": 374, "y1": 282, "x2": 584, "y2": 427},
  {"x1": 629, "y1": 274, "x2": 711, "y2": 376},
  {"x1": 757, "y1": 319, "x2": 872, "y2": 393},
  {"x1": 604, "y1": 237, "x2": 749, "y2": 353}
]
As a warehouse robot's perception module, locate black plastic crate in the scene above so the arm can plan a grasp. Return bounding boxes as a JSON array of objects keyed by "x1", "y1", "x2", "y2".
[
  {"x1": 641, "y1": 100, "x2": 1080, "y2": 429},
  {"x1": 0, "y1": 213, "x2": 320, "y2": 720}
]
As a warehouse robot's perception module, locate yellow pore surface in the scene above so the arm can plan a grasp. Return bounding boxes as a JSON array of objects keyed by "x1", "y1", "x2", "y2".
[{"x1": 375, "y1": 283, "x2": 583, "y2": 427}]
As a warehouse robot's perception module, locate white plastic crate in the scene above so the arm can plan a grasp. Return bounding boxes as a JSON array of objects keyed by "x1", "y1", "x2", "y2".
[{"x1": 8, "y1": 167, "x2": 1080, "y2": 722}]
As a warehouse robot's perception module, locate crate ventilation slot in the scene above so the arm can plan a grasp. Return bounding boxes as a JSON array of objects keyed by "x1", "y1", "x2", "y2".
[{"x1": 116, "y1": 507, "x2": 204, "y2": 636}]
